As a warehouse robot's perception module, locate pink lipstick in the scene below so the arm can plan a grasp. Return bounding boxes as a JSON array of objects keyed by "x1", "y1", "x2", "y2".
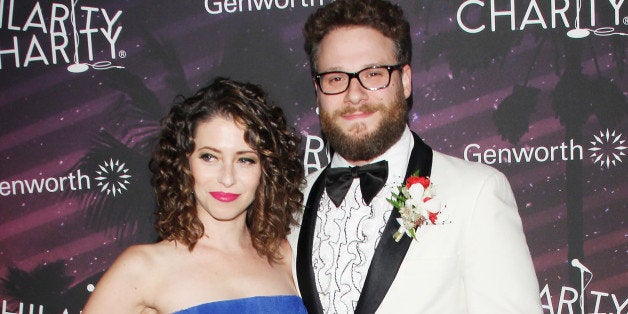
[{"x1": 210, "y1": 192, "x2": 240, "y2": 202}]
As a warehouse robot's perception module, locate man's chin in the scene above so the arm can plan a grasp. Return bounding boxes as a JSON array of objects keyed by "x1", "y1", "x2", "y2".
[
  {"x1": 342, "y1": 128, "x2": 374, "y2": 140},
  {"x1": 344, "y1": 121, "x2": 376, "y2": 136}
]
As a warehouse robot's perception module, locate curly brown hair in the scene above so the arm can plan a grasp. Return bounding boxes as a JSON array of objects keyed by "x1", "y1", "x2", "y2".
[
  {"x1": 149, "y1": 77, "x2": 304, "y2": 262},
  {"x1": 303, "y1": 0, "x2": 411, "y2": 73}
]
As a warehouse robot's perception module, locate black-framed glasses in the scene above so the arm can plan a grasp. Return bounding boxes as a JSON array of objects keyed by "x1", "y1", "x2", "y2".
[{"x1": 313, "y1": 64, "x2": 404, "y2": 95}]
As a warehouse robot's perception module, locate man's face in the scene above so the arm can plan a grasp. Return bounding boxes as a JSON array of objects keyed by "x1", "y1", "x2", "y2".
[{"x1": 315, "y1": 26, "x2": 412, "y2": 164}]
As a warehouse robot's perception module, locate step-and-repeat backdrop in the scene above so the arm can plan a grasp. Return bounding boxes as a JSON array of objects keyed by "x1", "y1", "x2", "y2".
[{"x1": 1, "y1": 1, "x2": 626, "y2": 313}]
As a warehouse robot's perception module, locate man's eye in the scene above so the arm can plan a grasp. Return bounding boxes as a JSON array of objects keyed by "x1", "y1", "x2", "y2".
[{"x1": 325, "y1": 74, "x2": 346, "y2": 84}]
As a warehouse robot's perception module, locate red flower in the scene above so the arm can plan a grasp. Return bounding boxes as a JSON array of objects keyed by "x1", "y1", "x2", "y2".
[
  {"x1": 428, "y1": 212, "x2": 439, "y2": 224},
  {"x1": 406, "y1": 176, "x2": 430, "y2": 189}
]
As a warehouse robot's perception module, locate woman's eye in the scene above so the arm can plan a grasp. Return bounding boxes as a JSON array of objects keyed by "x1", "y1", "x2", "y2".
[
  {"x1": 200, "y1": 153, "x2": 215, "y2": 161},
  {"x1": 239, "y1": 157, "x2": 258, "y2": 165}
]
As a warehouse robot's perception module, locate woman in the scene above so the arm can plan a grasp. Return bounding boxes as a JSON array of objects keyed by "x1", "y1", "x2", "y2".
[{"x1": 83, "y1": 78, "x2": 307, "y2": 313}]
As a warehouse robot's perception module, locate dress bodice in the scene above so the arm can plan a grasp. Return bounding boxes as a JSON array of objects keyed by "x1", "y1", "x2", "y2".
[{"x1": 174, "y1": 295, "x2": 307, "y2": 313}]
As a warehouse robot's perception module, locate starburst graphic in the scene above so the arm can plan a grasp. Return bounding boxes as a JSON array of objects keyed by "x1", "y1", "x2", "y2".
[
  {"x1": 588, "y1": 129, "x2": 626, "y2": 169},
  {"x1": 94, "y1": 159, "x2": 132, "y2": 196}
]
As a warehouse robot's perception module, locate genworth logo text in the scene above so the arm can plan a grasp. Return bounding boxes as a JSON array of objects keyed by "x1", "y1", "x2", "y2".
[
  {"x1": 464, "y1": 129, "x2": 626, "y2": 169},
  {"x1": 0, "y1": 158, "x2": 132, "y2": 197},
  {"x1": 0, "y1": 0, "x2": 125, "y2": 72}
]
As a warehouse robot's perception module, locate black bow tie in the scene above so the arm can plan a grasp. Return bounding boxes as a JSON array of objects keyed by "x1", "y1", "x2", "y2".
[{"x1": 324, "y1": 160, "x2": 389, "y2": 207}]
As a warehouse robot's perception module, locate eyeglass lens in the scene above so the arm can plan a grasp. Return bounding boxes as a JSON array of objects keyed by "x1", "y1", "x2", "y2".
[{"x1": 318, "y1": 66, "x2": 394, "y2": 95}]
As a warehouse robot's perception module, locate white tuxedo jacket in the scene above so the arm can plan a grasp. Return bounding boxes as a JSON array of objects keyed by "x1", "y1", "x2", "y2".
[{"x1": 288, "y1": 132, "x2": 542, "y2": 313}]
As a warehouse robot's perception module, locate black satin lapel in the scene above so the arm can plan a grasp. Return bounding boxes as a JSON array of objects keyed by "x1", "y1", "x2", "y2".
[
  {"x1": 354, "y1": 132, "x2": 433, "y2": 313},
  {"x1": 297, "y1": 169, "x2": 327, "y2": 314},
  {"x1": 406, "y1": 132, "x2": 433, "y2": 178}
]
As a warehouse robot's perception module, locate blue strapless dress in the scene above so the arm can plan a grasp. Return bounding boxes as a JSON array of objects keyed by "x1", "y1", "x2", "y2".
[{"x1": 173, "y1": 295, "x2": 307, "y2": 313}]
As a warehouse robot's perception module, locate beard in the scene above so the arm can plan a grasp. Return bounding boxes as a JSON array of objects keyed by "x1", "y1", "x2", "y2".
[{"x1": 319, "y1": 90, "x2": 408, "y2": 162}]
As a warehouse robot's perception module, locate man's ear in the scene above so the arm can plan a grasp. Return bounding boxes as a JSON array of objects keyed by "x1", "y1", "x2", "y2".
[
  {"x1": 312, "y1": 77, "x2": 321, "y2": 98},
  {"x1": 401, "y1": 64, "x2": 412, "y2": 99}
]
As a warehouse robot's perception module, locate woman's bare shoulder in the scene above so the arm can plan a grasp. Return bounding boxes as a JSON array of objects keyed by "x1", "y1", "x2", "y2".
[
  {"x1": 114, "y1": 242, "x2": 172, "y2": 271},
  {"x1": 82, "y1": 241, "x2": 181, "y2": 313},
  {"x1": 97, "y1": 243, "x2": 162, "y2": 286}
]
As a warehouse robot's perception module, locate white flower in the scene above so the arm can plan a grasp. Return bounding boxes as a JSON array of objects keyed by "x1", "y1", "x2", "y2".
[
  {"x1": 408, "y1": 183, "x2": 425, "y2": 200},
  {"x1": 415, "y1": 207, "x2": 426, "y2": 217},
  {"x1": 405, "y1": 197, "x2": 421, "y2": 209},
  {"x1": 423, "y1": 198, "x2": 442, "y2": 214},
  {"x1": 388, "y1": 173, "x2": 445, "y2": 242}
]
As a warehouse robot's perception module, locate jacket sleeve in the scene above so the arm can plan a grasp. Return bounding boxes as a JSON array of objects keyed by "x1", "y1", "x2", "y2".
[{"x1": 463, "y1": 171, "x2": 542, "y2": 314}]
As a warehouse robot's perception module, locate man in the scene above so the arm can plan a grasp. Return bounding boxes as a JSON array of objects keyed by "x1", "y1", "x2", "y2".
[{"x1": 288, "y1": 0, "x2": 542, "y2": 313}]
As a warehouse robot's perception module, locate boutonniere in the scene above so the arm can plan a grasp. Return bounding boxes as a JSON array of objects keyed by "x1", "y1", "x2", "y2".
[{"x1": 387, "y1": 172, "x2": 445, "y2": 242}]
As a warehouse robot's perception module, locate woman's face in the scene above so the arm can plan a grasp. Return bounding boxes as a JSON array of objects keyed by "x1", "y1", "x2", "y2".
[{"x1": 188, "y1": 116, "x2": 261, "y2": 223}]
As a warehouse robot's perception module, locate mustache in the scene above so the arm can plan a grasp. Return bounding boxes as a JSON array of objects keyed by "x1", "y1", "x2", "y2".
[{"x1": 335, "y1": 103, "x2": 381, "y2": 116}]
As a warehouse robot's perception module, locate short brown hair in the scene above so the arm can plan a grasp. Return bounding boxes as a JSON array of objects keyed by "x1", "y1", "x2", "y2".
[
  {"x1": 149, "y1": 77, "x2": 304, "y2": 262},
  {"x1": 303, "y1": 0, "x2": 411, "y2": 73}
]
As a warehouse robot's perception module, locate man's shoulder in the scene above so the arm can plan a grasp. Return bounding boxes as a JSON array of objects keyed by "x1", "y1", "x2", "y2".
[
  {"x1": 302, "y1": 167, "x2": 325, "y2": 204},
  {"x1": 290, "y1": 170, "x2": 326, "y2": 247},
  {"x1": 432, "y1": 150, "x2": 503, "y2": 178}
]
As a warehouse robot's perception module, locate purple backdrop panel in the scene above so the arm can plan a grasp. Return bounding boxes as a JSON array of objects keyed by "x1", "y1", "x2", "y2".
[{"x1": 0, "y1": 0, "x2": 625, "y2": 312}]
